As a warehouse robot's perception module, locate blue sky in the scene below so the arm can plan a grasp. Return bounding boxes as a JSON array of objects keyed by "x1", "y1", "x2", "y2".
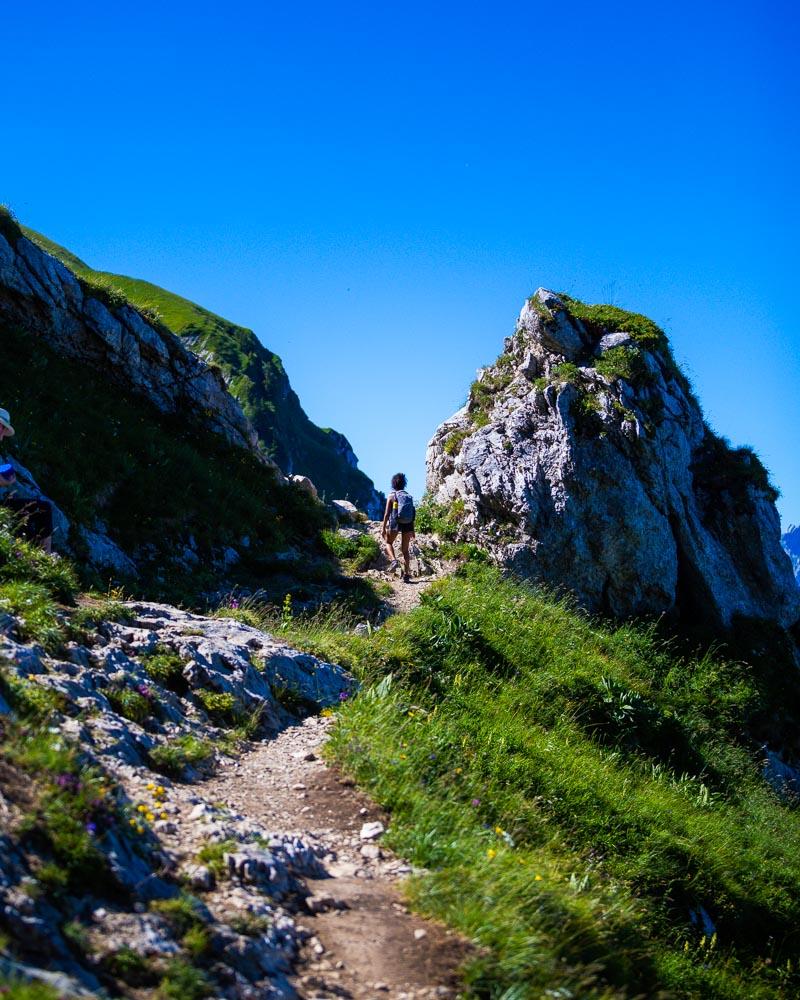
[{"x1": 4, "y1": 0, "x2": 799, "y2": 524}]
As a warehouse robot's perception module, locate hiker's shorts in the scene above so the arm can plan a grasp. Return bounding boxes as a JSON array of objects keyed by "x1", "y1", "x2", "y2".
[
  {"x1": 397, "y1": 520, "x2": 415, "y2": 535},
  {"x1": 0, "y1": 497, "x2": 54, "y2": 543}
]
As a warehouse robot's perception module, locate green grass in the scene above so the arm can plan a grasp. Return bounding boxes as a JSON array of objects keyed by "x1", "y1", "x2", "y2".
[
  {"x1": 321, "y1": 529, "x2": 380, "y2": 571},
  {"x1": 310, "y1": 565, "x2": 800, "y2": 999},
  {"x1": 141, "y1": 645, "x2": 188, "y2": 693},
  {"x1": 557, "y1": 294, "x2": 669, "y2": 355},
  {"x1": 0, "y1": 980, "x2": 67, "y2": 1000},
  {"x1": 106, "y1": 683, "x2": 155, "y2": 724},
  {"x1": 196, "y1": 837, "x2": 237, "y2": 878},
  {"x1": 195, "y1": 688, "x2": 238, "y2": 725},
  {"x1": 149, "y1": 734, "x2": 214, "y2": 778},
  {"x1": 156, "y1": 957, "x2": 212, "y2": 999},
  {"x1": 414, "y1": 496, "x2": 464, "y2": 540}
]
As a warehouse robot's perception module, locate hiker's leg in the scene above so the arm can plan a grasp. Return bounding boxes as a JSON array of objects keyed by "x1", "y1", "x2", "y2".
[
  {"x1": 383, "y1": 529, "x2": 398, "y2": 562},
  {"x1": 401, "y1": 532, "x2": 411, "y2": 576}
]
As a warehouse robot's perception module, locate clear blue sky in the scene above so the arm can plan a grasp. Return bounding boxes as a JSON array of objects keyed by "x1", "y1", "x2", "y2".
[{"x1": 4, "y1": 0, "x2": 799, "y2": 525}]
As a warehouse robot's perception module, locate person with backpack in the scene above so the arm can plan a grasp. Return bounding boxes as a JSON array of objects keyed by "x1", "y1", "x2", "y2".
[
  {"x1": 381, "y1": 472, "x2": 415, "y2": 583},
  {"x1": 0, "y1": 407, "x2": 55, "y2": 553}
]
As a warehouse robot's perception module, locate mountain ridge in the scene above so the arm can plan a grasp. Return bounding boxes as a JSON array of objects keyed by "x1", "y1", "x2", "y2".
[{"x1": 22, "y1": 225, "x2": 383, "y2": 517}]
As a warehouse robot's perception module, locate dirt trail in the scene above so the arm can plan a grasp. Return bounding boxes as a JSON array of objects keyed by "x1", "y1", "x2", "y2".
[
  {"x1": 203, "y1": 717, "x2": 468, "y2": 999},
  {"x1": 360, "y1": 522, "x2": 444, "y2": 617}
]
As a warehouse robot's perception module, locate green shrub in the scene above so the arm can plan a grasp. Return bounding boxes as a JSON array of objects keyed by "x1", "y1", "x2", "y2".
[
  {"x1": 0, "y1": 580, "x2": 65, "y2": 650},
  {"x1": 692, "y1": 431, "x2": 779, "y2": 502},
  {"x1": 196, "y1": 838, "x2": 237, "y2": 878},
  {"x1": 0, "y1": 514, "x2": 78, "y2": 602},
  {"x1": 106, "y1": 683, "x2": 154, "y2": 724},
  {"x1": 0, "y1": 668, "x2": 66, "y2": 721},
  {"x1": 149, "y1": 735, "x2": 214, "y2": 778},
  {"x1": 320, "y1": 529, "x2": 379, "y2": 572},
  {"x1": 141, "y1": 645, "x2": 188, "y2": 693},
  {"x1": 551, "y1": 361, "x2": 581, "y2": 385},
  {"x1": 595, "y1": 344, "x2": 651, "y2": 385},
  {"x1": 195, "y1": 688, "x2": 238, "y2": 725},
  {"x1": 157, "y1": 957, "x2": 212, "y2": 1000},
  {"x1": 443, "y1": 428, "x2": 470, "y2": 456},
  {"x1": 150, "y1": 893, "x2": 207, "y2": 937},
  {"x1": 414, "y1": 496, "x2": 464, "y2": 540},
  {"x1": 102, "y1": 946, "x2": 155, "y2": 985},
  {"x1": 559, "y1": 294, "x2": 668, "y2": 355},
  {"x1": 0, "y1": 979, "x2": 66, "y2": 1000}
]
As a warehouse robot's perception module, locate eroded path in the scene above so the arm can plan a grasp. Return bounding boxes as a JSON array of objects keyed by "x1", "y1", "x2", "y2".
[{"x1": 203, "y1": 717, "x2": 468, "y2": 999}]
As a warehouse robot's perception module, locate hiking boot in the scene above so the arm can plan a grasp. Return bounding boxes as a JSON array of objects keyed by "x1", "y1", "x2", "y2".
[
  {"x1": 387, "y1": 558, "x2": 399, "y2": 573},
  {"x1": 403, "y1": 573, "x2": 411, "y2": 584}
]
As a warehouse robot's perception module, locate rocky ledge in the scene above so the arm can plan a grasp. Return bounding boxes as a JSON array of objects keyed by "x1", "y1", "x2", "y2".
[
  {"x1": 0, "y1": 601, "x2": 352, "y2": 998},
  {"x1": 427, "y1": 289, "x2": 799, "y2": 633}
]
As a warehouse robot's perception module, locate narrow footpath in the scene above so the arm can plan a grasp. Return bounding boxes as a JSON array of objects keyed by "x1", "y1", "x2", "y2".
[{"x1": 203, "y1": 716, "x2": 469, "y2": 999}]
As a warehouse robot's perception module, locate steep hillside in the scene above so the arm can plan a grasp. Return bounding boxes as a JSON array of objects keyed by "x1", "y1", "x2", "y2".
[
  {"x1": 272, "y1": 563, "x2": 800, "y2": 999},
  {"x1": 0, "y1": 207, "x2": 340, "y2": 599},
  {"x1": 426, "y1": 289, "x2": 799, "y2": 636},
  {"x1": 782, "y1": 524, "x2": 800, "y2": 587},
  {"x1": 23, "y1": 227, "x2": 383, "y2": 517}
]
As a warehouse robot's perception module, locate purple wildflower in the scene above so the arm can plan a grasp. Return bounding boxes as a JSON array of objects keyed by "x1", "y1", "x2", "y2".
[
  {"x1": 230, "y1": 598, "x2": 240, "y2": 609},
  {"x1": 137, "y1": 684, "x2": 152, "y2": 699},
  {"x1": 471, "y1": 798, "x2": 481, "y2": 807},
  {"x1": 339, "y1": 691, "x2": 349, "y2": 702},
  {"x1": 85, "y1": 821, "x2": 97, "y2": 836}
]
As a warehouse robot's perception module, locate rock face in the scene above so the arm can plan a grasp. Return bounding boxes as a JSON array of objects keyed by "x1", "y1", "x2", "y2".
[
  {"x1": 427, "y1": 289, "x2": 800, "y2": 631},
  {"x1": 782, "y1": 525, "x2": 800, "y2": 587},
  {"x1": 0, "y1": 214, "x2": 262, "y2": 456}
]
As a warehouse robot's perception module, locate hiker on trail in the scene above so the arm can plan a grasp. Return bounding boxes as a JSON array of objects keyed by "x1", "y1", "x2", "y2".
[
  {"x1": 0, "y1": 408, "x2": 54, "y2": 554},
  {"x1": 381, "y1": 473, "x2": 415, "y2": 584}
]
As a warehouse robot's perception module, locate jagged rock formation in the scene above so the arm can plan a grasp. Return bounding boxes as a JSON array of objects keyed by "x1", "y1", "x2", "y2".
[
  {"x1": 782, "y1": 525, "x2": 800, "y2": 587},
  {"x1": 0, "y1": 212, "x2": 260, "y2": 454},
  {"x1": 20, "y1": 222, "x2": 383, "y2": 517},
  {"x1": 427, "y1": 289, "x2": 799, "y2": 632}
]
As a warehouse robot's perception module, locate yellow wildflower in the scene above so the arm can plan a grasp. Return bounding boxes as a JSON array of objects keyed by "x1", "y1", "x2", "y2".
[
  {"x1": 145, "y1": 812, "x2": 156, "y2": 823},
  {"x1": 487, "y1": 848, "x2": 497, "y2": 859},
  {"x1": 160, "y1": 812, "x2": 168, "y2": 820},
  {"x1": 534, "y1": 874, "x2": 543, "y2": 881},
  {"x1": 146, "y1": 782, "x2": 156, "y2": 791},
  {"x1": 137, "y1": 805, "x2": 147, "y2": 813},
  {"x1": 494, "y1": 826, "x2": 504, "y2": 835}
]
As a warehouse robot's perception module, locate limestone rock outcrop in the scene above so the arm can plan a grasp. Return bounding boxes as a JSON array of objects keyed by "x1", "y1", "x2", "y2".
[{"x1": 427, "y1": 289, "x2": 799, "y2": 632}]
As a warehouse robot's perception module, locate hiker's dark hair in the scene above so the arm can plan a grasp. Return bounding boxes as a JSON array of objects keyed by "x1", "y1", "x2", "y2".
[{"x1": 391, "y1": 473, "x2": 407, "y2": 491}]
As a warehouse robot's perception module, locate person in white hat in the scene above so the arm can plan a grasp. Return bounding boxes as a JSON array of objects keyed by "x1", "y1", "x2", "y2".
[{"x1": 0, "y1": 407, "x2": 54, "y2": 553}]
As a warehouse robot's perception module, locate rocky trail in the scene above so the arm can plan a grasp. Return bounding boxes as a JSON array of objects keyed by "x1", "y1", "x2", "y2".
[
  {"x1": 0, "y1": 570, "x2": 467, "y2": 999},
  {"x1": 357, "y1": 522, "x2": 446, "y2": 618},
  {"x1": 204, "y1": 718, "x2": 467, "y2": 999}
]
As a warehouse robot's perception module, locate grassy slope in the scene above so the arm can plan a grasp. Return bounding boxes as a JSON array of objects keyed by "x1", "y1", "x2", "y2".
[
  {"x1": 244, "y1": 565, "x2": 800, "y2": 999},
  {"x1": 0, "y1": 321, "x2": 330, "y2": 599},
  {"x1": 23, "y1": 227, "x2": 380, "y2": 509}
]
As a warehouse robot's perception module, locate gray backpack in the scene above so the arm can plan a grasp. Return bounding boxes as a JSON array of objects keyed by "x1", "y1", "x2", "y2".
[{"x1": 395, "y1": 490, "x2": 415, "y2": 525}]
